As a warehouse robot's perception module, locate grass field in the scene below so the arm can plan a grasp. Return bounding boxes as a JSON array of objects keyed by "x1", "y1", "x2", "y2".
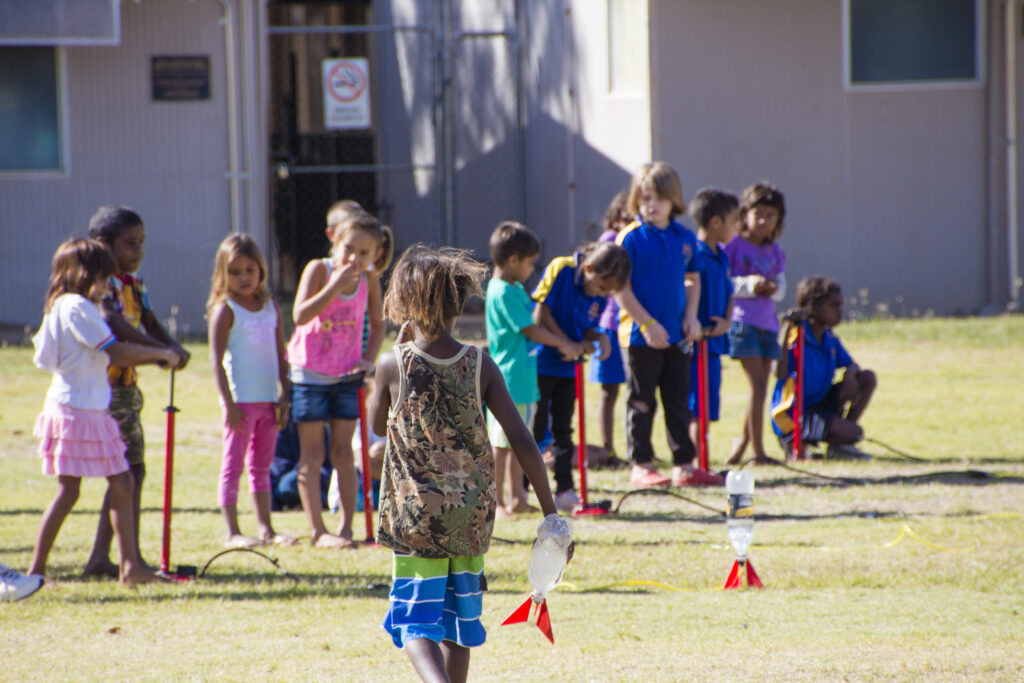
[{"x1": 1, "y1": 317, "x2": 1022, "y2": 681}]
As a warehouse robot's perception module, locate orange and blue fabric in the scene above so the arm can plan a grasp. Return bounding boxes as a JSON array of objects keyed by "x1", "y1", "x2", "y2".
[{"x1": 771, "y1": 322, "x2": 853, "y2": 436}]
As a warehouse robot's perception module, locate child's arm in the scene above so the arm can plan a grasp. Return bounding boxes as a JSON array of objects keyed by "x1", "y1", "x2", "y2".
[
  {"x1": 522, "y1": 322, "x2": 583, "y2": 361},
  {"x1": 360, "y1": 275, "x2": 386, "y2": 369},
  {"x1": 533, "y1": 303, "x2": 586, "y2": 360},
  {"x1": 208, "y1": 303, "x2": 245, "y2": 433},
  {"x1": 274, "y1": 302, "x2": 291, "y2": 429},
  {"x1": 368, "y1": 348, "x2": 397, "y2": 438},
  {"x1": 614, "y1": 282, "x2": 669, "y2": 348},
  {"x1": 292, "y1": 258, "x2": 362, "y2": 325},
  {"x1": 141, "y1": 309, "x2": 191, "y2": 369},
  {"x1": 105, "y1": 341, "x2": 180, "y2": 369},
  {"x1": 582, "y1": 328, "x2": 611, "y2": 361},
  {"x1": 479, "y1": 354, "x2": 557, "y2": 517},
  {"x1": 709, "y1": 295, "x2": 734, "y2": 337},
  {"x1": 683, "y1": 272, "x2": 701, "y2": 342}
]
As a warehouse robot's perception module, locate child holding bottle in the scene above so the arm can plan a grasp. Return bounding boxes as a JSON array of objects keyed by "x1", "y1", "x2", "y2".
[{"x1": 208, "y1": 233, "x2": 295, "y2": 548}]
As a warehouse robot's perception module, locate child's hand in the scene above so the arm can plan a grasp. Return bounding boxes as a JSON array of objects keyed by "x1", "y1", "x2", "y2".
[
  {"x1": 224, "y1": 403, "x2": 247, "y2": 433},
  {"x1": 395, "y1": 321, "x2": 414, "y2": 344},
  {"x1": 839, "y1": 371, "x2": 861, "y2": 404},
  {"x1": 275, "y1": 397, "x2": 291, "y2": 430},
  {"x1": 708, "y1": 315, "x2": 730, "y2": 337},
  {"x1": 682, "y1": 315, "x2": 702, "y2": 342},
  {"x1": 157, "y1": 348, "x2": 181, "y2": 369},
  {"x1": 594, "y1": 333, "x2": 611, "y2": 361},
  {"x1": 642, "y1": 320, "x2": 670, "y2": 348},
  {"x1": 172, "y1": 344, "x2": 191, "y2": 370},
  {"x1": 328, "y1": 259, "x2": 363, "y2": 293},
  {"x1": 754, "y1": 277, "x2": 778, "y2": 297},
  {"x1": 558, "y1": 341, "x2": 581, "y2": 362},
  {"x1": 350, "y1": 359, "x2": 375, "y2": 377}
]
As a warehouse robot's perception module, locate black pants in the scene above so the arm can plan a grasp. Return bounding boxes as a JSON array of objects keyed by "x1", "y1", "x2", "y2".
[
  {"x1": 625, "y1": 343, "x2": 695, "y2": 466},
  {"x1": 534, "y1": 374, "x2": 577, "y2": 494}
]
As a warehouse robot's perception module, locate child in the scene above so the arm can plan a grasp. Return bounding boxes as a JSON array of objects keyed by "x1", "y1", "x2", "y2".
[
  {"x1": 485, "y1": 221, "x2": 587, "y2": 519},
  {"x1": 28, "y1": 239, "x2": 179, "y2": 585},
  {"x1": 615, "y1": 162, "x2": 721, "y2": 488},
  {"x1": 208, "y1": 234, "x2": 295, "y2": 548},
  {"x1": 771, "y1": 276, "x2": 877, "y2": 459},
  {"x1": 532, "y1": 241, "x2": 631, "y2": 511},
  {"x1": 85, "y1": 206, "x2": 190, "y2": 578},
  {"x1": 368, "y1": 246, "x2": 561, "y2": 683},
  {"x1": 724, "y1": 182, "x2": 787, "y2": 466},
  {"x1": 288, "y1": 211, "x2": 391, "y2": 548},
  {"x1": 589, "y1": 191, "x2": 632, "y2": 469},
  {"x1": 687, "y1": 188, "x2": 740, "y2": 455}
]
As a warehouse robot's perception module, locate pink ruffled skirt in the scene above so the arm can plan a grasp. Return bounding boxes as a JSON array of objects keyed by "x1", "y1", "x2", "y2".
[{"x1": 33, "y1": 401, "x2": 129, "y2": 478}]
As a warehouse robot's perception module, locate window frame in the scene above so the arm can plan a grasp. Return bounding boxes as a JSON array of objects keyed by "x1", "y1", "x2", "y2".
[
  {"x1": 842, "y1": 0, "x2": 986, "y2": 92},
  {"x1": 0, "y1": 46, "x2": 70, "y2": 178}
]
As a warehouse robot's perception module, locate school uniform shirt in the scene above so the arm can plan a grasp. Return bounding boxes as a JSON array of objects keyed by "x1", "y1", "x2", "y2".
[
  {"x1": 616, "y1": 219, "x2": 698, "y2": 347},
  {"x1": 104, "y1": 272, "x2": 152, "y2": 387},
  {"x1": 770, "y1": 322, "x2": 853, "y2": 434},
  {"x1": 531, "y1": 253, "x2": 605, "y2": 379},
  {"x1": 694, "y1": 240, "x2": 734, "y2": 356},
  {"x1": 485, "y1": 278, "x2": 540, "y2": 404}
]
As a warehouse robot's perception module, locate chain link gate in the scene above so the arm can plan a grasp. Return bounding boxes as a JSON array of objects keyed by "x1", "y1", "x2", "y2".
[{"x1": 268, "y1": 1, "x2": 524, "y2": 294}]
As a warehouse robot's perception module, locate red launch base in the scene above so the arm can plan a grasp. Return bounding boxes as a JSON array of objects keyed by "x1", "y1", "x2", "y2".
[{"x1": 722, "y1": 559, "x2": 764, "y2": 590}]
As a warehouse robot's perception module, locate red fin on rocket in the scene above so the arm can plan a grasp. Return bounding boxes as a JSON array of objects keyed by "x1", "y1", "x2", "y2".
[{"x1": 502, "y1": 596, "x2": 555, "y2": 644}]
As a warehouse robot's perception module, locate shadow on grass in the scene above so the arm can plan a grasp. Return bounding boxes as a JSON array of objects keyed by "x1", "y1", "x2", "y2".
[{"x1": 0, "y1": 505, "x2": 222, "y2": 516}]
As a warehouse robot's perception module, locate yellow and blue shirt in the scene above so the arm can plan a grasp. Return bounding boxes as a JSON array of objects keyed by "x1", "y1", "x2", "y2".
[
  {"x1": 104, "y1": 272, "x2": 152, "y2": 387},
  {"x1": 531, "y1": 253, "x2": 604, "y2": 378},
  {"x1": 616, "y1": 219, "x2": 698, "y2": 347},
  {"x1": 771, "y1": 322, "x2": 853, "y2": 435}
]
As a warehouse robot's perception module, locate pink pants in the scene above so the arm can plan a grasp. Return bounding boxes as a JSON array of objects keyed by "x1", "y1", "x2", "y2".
[{"x1": 219, "y1": 402, "x2": 276, "y2": 507}]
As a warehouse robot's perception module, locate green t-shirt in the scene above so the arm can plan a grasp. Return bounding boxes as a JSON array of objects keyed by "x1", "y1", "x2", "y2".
[{"x1": 485, "y1": 278, "x2": 539, "y2": 404}]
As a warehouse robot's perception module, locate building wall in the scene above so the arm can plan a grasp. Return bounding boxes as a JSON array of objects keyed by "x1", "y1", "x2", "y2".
[
  {"x1": 649, "y1": 0, "x2": 997, "y2": 316},
  {"x1": 0, "y1": 0, "x2": 244, "y2": 333}
]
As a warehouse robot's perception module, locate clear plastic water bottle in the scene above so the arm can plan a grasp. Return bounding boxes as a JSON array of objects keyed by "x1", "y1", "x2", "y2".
[
  {"x1": 527, "y1": 514, "x2": 572, "y2": 602},
  {"x1": 725, "y1": 471, "x2": 754, "y2": 561}
]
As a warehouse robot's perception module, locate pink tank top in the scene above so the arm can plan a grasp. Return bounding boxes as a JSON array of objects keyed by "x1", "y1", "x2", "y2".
[{"x1": 286, "y1": 261, "x2": 367, "y2": 377}]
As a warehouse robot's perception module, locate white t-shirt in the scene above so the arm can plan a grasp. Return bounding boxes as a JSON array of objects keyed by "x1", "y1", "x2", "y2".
[
  {"x1": 33, "y1": 294, "x2": 116, "y2": 410},
  {"x1": 224, "y1": 299, "x2": 280, "y2": 403}
]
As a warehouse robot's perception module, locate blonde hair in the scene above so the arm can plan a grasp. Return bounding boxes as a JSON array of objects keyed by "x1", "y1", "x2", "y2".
[
  {"x1": 627, "y1": 162, "x2": 686, "y2": 219},
  {"x1": 207, "y1": 233, "x2": 271, "y2": 313},
  {"x1": 44, "y1": 238, "x2": 118, "y2": 313},
  {"x1": 383, "y1": 245, "x2": 488, "y2": 340}
]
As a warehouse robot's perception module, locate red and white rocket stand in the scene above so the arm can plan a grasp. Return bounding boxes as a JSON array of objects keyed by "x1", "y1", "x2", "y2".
[
  {"x1": 356, "y1": 382, "x2": 380, "y2": 547},
  {"x1": 160, "y1": 369, "x2": 196, "y2": 581},
  {"x1": 695, "y1": 337, "x2": 711, "y2": 472},
  {"x1": 502, "y1": 595, "x2": 555, "y2": 644},
  {"x1": 573, "y1": 360, "x2": 612, "y2": 516},
  {"x1": 722, "y1": 471, "x2": 762, "y2": 590},
  {"x1": 722, "y1": 557, "x2": 764, "y2": 590},
  {"x1": 791, "y1": 323, "x2": 806, "y2": 461}
]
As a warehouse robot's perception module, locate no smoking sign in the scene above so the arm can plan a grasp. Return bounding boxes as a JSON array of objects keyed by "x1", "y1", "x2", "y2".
[{"x1": 322, "y1": 57, "x2": 371, "y2": 129}]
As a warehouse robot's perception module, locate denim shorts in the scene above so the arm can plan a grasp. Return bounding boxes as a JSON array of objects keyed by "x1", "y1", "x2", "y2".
[
  {"x1": 728, "y1": 321, "x2": 782, "y2": 360},
  {"x1": 291, "y1": 380, "x2": 360, "y2": 422}
]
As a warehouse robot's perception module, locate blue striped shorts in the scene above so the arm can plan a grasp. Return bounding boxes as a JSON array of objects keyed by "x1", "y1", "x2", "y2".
[{"x1": 383, "y1": 554, "x2": 487, "y2": 648}]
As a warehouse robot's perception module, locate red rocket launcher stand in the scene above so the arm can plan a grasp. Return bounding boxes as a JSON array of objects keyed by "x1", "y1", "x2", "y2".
[
  {"x1": 160, "y1": 370, "x2": 196, "y2": 580},
  {"x1": 356, "y1": 381, "x2": 379, "y2": 546},
  {"x1": 695, "y1": 337, "x2": 710, "y2": 472},
  {"x1": 722, "y1": 558, "x2": 764, "y2": 590},
  {"x1": 573, "y1": 360, "x2": 612, "y2": 516},
  {"x1": 791, "y1": 324, "x2": 806, "y2": 461},
  {"x1": 502, "y1": 595, "x2": 555, "y2": 644}
]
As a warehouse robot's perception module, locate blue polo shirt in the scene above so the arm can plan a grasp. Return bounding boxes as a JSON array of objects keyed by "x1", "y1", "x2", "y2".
[
  {"x1": 770, "y1": 322, "x2": 853, "y2": 434},
  {"x1": 694, "y1": 239, "x2": 733, "y2": 356},
  {"x1": 531, "y1": 253, "x2": 605, "y2": 378},
  {"x1": 616, "y1": 219, "x2": 698, "y2": 347}
]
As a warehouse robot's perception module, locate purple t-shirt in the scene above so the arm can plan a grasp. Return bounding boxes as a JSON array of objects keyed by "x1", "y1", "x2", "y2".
[
  {"x1": 724, "y1": 236, "x2": 786, "y2": 332},
  {"x1": 596, "y1": 229, "x2": 620, "y2": 330}
]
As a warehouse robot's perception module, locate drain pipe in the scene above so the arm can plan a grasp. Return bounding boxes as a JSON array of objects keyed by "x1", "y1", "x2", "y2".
[
  {"x1": 564, "y1": 2, "x2": 576, "y2": 248},
  {"x1": 1007, "y1": 0, "x2": 1020, "y2": 309},
  {"x1": 210, "y1": 0, "x2": 243, "y2": 234}
]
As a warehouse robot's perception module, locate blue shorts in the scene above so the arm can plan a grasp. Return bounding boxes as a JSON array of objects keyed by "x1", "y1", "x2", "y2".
[
  {"x1": 588, "y1": 327, "x2": 626, "y2": 385},
  {"x1": 383, "y1": 554, "x2": 486, "y2": 648},
  {"x1": 291, "y1": 380, "x2": 360, "y2": 422},
  {"x1": 688, "y1": 352, "x2": 722, "y2": 421},
  {"x1": 728, "y1": 321, "x2": 781, "y2": 360}
]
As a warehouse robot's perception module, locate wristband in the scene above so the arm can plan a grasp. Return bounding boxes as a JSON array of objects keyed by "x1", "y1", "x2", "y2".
[{"x1": 639, "y1": 318, "x2": 656, "y2": 333}]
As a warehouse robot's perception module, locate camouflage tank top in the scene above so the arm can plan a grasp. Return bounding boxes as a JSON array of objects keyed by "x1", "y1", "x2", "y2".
[{"x1": 376, "y1": 342, "x2": 496, "y2": 558}]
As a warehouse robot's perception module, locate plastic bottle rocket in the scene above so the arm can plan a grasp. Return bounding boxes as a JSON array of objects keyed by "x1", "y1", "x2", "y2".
[
  {"x1": 723, "y1": 470, "x2": 763, "y2": 589},
  {"x1": 502, "y1": 514, "x2": 572, "y2": 643}
]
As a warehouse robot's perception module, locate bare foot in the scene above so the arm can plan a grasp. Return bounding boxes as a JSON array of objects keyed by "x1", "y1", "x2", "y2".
[
  {"x1": 312, "y1": 533, "x2": 357, "y2": 549},
  {"x1": 752, "y1": 455, "x2": 780, "y2": 466},
  {"x1": 120, "y1": 566, "x2": 171, "y2": 586},
  {"x1": 495, "y1": 506, "x2": 517, "y2": 521},
  {"x1": 82, "y1": 560, "x2": 119, "y2": 580},
  {"x1": 225, "y1": 534, "x2": 259, "y2": 549},
  {"x1": 258, "y1": 532, "x2": 298, "y2": 547},
  {"x1": 509, "y1": 500, "x2": 539, "y2": 515}
]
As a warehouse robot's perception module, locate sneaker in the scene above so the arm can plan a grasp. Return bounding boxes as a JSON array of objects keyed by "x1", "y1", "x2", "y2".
[
  {"x1": 0, "y1": 564, "x2": 44, "y2": 601},
  {"x1": 777, "y1": 434, "x2": 793, "y2": 460},
  {"x1": 630, "y1": 468, "x2": 671, "y2": 488},
  {"x1": 554, "y1": 489, "x2": 580, "y2": 513},
  {"x1": 672, "y1": 468, "x2": 725, "y2": 487},
  {"x1": 826, "y1": 444, "x2": 873, "y2": 460}
]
